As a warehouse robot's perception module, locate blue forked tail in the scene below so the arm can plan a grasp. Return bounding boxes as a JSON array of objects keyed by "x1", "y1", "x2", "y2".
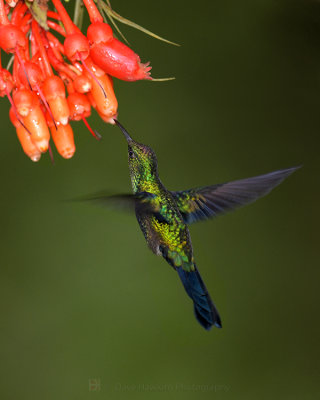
[{"x1": 177, "y1": 265, "x2": 222, "y2": 330}]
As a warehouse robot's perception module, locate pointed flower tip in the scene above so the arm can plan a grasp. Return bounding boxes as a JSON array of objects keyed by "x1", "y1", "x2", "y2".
[
  {"x1": 30, "y1": 153, "x2": 41, "y2": 162},
  {"x1": 62, "y1": 150, "x2": 75, "y2": 159},
  {"x1": 38, "y1": 141, "x2": 49, "y2": 153}
]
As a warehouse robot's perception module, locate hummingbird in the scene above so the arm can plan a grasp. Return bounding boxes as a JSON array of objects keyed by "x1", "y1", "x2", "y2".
[{"x1": 92, "y1": 120, "x2": 298, "y2": 330}]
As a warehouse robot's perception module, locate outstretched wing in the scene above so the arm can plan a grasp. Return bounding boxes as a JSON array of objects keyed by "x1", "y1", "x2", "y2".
[
  {"x1": 72, "y1": 191, "x2": 136, "y2": 212},
  {"x1": 172, "y1": 166, "x2": 299, "y2": 224},
  {"x1": 75, "y1": 191, "x2": 168, "y2": 219}
]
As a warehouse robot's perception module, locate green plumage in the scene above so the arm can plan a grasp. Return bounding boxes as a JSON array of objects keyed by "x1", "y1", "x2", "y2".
[
  {"x1": 96, "y1": 120, "x2": 298, "y2": 330},
  {"x1": 129, "y1": 141, "x2": 194, "y2": 272}
]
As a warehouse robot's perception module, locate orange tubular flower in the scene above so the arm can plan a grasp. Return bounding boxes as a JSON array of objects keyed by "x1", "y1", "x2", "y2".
[
  {"x1": 13, "y1": 88, "x2": 50, "y2": 152},
  {"x1": 88, "y1": 72, "x2": 118, "y2": 123},
  {"x1": 32, "y1": 20, "x2": 70, "y2": 126},
  {"x1": 50, "y1": 123, "x2": 75, "y2": 159},
  {"x1": 9, "y1": 107, "x2": 41, "y2": 162},
  {"x1": 84, "y1": 58, "x2": 118, "y2": 123},
  {"x1": 42, "y1": 75, "x2": 69, "y2": 126},
  {"x1": 0, "y1": 0, "x2": 173, "y2": 161},
  {"x1": 68, "y1": 92, "x2": 91, "y2": 121}
]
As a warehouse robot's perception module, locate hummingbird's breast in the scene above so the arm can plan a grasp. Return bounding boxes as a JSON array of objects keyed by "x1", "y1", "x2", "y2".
[{"x1": 135, "y1": 181, "x2": 193, "y2": 266}]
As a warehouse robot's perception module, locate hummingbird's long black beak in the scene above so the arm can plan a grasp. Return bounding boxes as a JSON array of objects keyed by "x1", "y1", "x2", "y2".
[{"x1": 113, "y1": 119, "x2": 133, "y2": 143}]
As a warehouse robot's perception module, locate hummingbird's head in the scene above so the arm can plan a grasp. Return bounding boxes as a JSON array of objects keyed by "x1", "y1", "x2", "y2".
[{"x1": 114, "y1": 120, "x2": 158, "y2": 186}]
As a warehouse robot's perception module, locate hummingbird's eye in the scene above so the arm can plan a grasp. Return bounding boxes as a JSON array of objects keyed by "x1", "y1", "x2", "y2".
[{"x1": 129, "y1": 149, "x2": 135, "y2": 158}]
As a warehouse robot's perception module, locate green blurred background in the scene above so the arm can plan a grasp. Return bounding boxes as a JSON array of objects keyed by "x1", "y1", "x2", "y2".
[{"x1": 0, "y1": 0, "x2": 319, "y2": 399}]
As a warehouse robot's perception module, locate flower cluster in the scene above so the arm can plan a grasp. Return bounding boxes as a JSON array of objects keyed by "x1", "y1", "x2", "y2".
[{"x1": 0, "y1": 0, "x2": 156, "y2": 162}]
